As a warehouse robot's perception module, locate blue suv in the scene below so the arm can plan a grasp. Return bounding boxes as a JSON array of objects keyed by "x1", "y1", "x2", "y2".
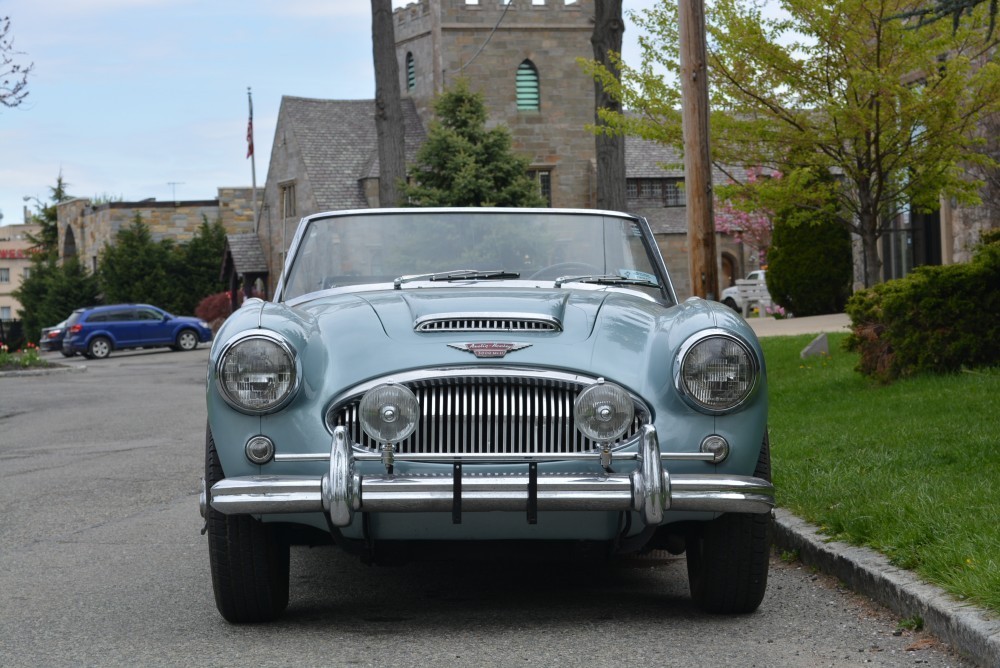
[{"x1": 62, "y1": 304, "x2": 213, "y2": 359}]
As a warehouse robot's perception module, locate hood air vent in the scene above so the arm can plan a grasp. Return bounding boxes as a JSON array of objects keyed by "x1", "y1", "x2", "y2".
[{"x1": 415, "y1": 313, "x2": 561, "y2": 333}]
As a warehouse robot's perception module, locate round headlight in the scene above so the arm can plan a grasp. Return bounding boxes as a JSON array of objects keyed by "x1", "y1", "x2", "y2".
[
  {"x1": 574, "y1": 380, "x2": 634, "y2": 443},
  {"x1": 678, "y1": 333, "x2": 757, "y2": 412},
  {"x1": 359, "y1": 383, "x2": 419, "y2": 444},
  {"x1": 218, "y1": 334, "x2": 297, "y2": 413}
]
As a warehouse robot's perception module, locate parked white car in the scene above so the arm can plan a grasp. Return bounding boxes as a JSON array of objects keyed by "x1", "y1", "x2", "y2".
[{"x1": 721, "y1": 270, "x2": 768, "y2": 312}]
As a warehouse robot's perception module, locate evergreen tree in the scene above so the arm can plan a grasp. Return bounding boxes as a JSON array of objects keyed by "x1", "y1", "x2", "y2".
[
  {"x1": 401, "y1": 79, "x2": 545, "y2": 208},
  {"x1": 99, "y1": 213, "x2": 173, "y2": 306},
  {"x1": 13, "y1": 174, "x2": 91, "y2": 342},
  {"x1": 174, "y1": 217, "x2": 228, "y2": 314}
]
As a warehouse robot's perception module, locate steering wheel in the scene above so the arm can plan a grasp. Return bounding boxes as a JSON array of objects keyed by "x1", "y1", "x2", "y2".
[{"x1": 528, "y1": 262, "x2": 603, "y2": 280}]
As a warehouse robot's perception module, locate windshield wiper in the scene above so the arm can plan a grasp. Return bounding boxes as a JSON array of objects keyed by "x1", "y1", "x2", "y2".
[
  {"x1": 554, "y1": 274, "x2": 660, "y2": 289},
  {"x1": 394, "y1": 269, "x2": 520, "y2": 289}
]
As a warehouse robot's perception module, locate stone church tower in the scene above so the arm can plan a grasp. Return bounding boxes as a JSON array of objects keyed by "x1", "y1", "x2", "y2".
[{"x1": 393, "y1": 0, "x2": 597, "y2": 208}]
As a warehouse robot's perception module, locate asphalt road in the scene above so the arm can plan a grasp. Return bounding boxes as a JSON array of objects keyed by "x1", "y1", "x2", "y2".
[{"x1": 0, "y1": 348, "x2": 973, "y2": 667}]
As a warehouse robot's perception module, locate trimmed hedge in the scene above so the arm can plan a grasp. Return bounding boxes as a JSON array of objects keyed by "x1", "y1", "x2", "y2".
[
  {"x1": 766, "y1": 216, "x2": 853, "y2": 317},
  {"x1": 845, "y1": 237, "x2": 1000, "y2": 382}
]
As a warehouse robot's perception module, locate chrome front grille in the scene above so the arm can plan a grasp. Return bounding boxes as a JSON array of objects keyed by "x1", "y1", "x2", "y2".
[
  {"x1": 414, "y1": 314, "x2": 561, "y2": 333},
  {"x1": 329, "y1": 375, "x2": 644, "y2": 455}
]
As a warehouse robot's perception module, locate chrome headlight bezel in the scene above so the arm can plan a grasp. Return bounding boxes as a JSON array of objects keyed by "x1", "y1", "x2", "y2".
[
  {"x1": 215, "y1": 331, "x2": 301, "y2": 414},
  {"x1": 674, "y1": 329, "x2": 761, "y2": 415}
]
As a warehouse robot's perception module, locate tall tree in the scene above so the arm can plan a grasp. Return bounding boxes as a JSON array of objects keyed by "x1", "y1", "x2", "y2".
[
  {"x1": 24, "y1": 173, "x2": 71, "y2": 259},
  {"x1": 1, "y1": 15, "x2": 32, "y2": 108},
  {"x1": 401, "y1": 80, "x2": 545, "y2": 207},
  {"x1": 99, "y1": 213, "x2": 174, "y2": 306},
  {"x1": 591, "y1": 0, "x2": 1000, "y2": 287},
  {"x1": 371, "y1": 0, "x2": 407, "y2": 208},
  {"x1": 591, "y1": 0, "x2": 626, "y2": 211}
]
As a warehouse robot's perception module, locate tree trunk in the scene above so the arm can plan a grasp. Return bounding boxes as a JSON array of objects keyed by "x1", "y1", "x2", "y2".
[
  {"x1": 592, "y1": 0, "x2": 626, "y2": 212},
  {"x1": 372, "y1": 0, "x2": 407, "y2": 208}
]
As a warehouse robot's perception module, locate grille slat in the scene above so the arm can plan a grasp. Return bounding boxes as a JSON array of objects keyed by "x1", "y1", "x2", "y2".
[{"x1": 331, "y1": 376, "x2": 644, "y2": 455}]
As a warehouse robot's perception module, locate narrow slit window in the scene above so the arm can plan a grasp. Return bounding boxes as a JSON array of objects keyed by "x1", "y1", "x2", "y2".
[
  {"x1": 406, "y1": 52, "x2": 415, "y2": 91},
  {"x1": 516, "y1": 60, "x2": 540, "y2": 111}
]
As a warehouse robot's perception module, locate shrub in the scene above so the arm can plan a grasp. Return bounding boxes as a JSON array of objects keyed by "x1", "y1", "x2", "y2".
[
  {"x1": 195, "y1": 292, "x2": 233, "y2": 332},
  {"x1": 766, "y1": 216, "x2": 853, "y2": 317},
  {"x1": 845, "y1": 239, "x2": 1000, "y2": 382}
]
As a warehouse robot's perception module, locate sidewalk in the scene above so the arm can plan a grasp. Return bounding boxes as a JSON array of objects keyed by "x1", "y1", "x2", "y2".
[{"x1": 747, "y1": 312, "x2": 851, "y2": 337}]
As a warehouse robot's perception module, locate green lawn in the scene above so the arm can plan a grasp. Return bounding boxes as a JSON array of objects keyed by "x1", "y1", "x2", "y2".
[{"x1": 761, "y1": 333, "x2": 1000, "y2": 613}]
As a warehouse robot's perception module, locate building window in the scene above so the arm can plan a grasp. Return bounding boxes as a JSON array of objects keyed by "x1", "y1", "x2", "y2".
[
  {"x1": 406, "y1": 53, "x2": 415, "y2": 91},
  {"x1": 516, "y1": 60, "x2": 540, "y2": 111},
  {"x1": 0, "y1": 306, "x2": 11, "y2": 320},
  {"x1": 0, "y1": 267, "x2": 9, "y2": 283},
  {"x1": 280, "y1": 182, "x2": 297, "y2": 218},
  {"x1": 528, "y1": 169, "x2": 552, "y2": 206},
  {"x1": 663, "y1": 180, "x2": 685, "y2": 207},
  {"x1": 22, "y1": 267, "x2": 31, "y2": 280},
  {"x1": 627, "y1": 178, "x2": 685, "y2": 207}
]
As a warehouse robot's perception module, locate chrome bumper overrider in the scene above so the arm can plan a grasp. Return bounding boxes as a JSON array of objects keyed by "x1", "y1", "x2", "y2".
[{"x1": 203, "y1": 426, "x2": 774, "y2": 527}]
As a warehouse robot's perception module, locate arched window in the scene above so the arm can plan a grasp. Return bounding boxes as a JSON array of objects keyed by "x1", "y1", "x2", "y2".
[
  {"x1": 406, "y1": 52, "x2": 415, "y2": 91},
  {"x1": 516, "y1": 60, "x2": 540, "y2": 111}
]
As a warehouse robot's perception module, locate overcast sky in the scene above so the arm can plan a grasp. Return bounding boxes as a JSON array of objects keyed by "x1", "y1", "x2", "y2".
[{"x1": 0, "y1": 0, "x2": 663, "y2": 227}]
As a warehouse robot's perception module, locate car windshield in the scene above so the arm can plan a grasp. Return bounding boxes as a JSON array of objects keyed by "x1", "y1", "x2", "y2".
[{"x1": 280, "y1": 211, "x2": 666, "y2": 302}]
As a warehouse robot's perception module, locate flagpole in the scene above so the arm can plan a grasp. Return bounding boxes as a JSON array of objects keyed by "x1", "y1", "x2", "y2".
[{"x1": 247, "y1": 86, "x2": 259, "y2": 234}]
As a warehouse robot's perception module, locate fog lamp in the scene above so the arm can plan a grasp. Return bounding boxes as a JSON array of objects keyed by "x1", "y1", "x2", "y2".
[
  {"x1": 245, "y1": 435, "x2": 275, "y2": 464},
  {"x1": 574, "y1": 379, "x2": 634, "y2": 442},
  {"x1": 359, "y1": 383, "x2": 419, "y2": 444}
]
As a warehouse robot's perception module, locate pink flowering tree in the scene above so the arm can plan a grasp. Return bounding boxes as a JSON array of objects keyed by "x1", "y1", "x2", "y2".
[{"x1": 714, "y1": 168, "x2": 779, "y2": 266}]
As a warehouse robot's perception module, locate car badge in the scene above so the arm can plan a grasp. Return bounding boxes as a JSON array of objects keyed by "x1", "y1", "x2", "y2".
[{"x1": 448, "y1": 342, "x2": 532, "y2": 359}]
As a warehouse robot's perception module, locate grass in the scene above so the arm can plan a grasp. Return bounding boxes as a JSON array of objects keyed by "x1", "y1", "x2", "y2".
[{"x1": 761, "y1": 333, "x2": 1000, "y2": 613}]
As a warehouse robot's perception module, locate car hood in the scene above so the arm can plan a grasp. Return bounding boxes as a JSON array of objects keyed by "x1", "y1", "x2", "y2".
[{"x1": 215, "y1": 287, "x2": 758, "y2": 405}]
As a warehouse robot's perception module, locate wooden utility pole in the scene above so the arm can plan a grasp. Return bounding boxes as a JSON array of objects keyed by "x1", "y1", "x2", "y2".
[{"x1": 678, "y1": 0, "x2": 718, "y2": 300}]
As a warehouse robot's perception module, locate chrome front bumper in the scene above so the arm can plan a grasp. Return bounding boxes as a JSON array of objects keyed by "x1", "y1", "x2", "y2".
[{"x1": 203, "y1": 426, "x2": 774, "y2": 527}]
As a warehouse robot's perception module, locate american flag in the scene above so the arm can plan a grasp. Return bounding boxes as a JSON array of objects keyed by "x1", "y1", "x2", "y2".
[{"x1": 246, "y1": 112, "x2": 254, "y2": 159}]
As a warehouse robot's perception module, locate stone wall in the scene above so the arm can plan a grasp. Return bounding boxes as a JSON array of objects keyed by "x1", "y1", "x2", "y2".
[{"x1": 57, "y1": 188, "x2": 256, "y2": 270}]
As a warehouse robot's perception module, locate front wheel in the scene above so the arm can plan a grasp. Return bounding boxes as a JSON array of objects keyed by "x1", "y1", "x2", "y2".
[
  {"x1": 206, "y1": 425, "x2": 290, "y2": 622},
  {"x1": 685, "y1": 432, "x2": 772, "y2": 614},
  {"x1": 174, "y1": 329, "x2": 199, "y2": 351}
]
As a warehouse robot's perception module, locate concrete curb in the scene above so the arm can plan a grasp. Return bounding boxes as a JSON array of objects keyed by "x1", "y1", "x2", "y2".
[
  {"x1": 0, "y1": 363, "x2": 86, "y2": 379},
  {"x1": 774, "y1": 508, "x2": 1000, "y2": 667}
]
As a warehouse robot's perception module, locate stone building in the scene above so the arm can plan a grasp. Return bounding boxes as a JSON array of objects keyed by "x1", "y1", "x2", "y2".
[
  {"x1": 255, "y1": 0, "x2": 993, "y2": 299},
  {"x1": 258, "y1": 0, "x2": 747, "y2": 300},
  {"x1": 56, "y1": 187, "x2": 257, "y2": 273},
  {"x1": 0, "y1": 222, "x2": 40, "y2": 322}
]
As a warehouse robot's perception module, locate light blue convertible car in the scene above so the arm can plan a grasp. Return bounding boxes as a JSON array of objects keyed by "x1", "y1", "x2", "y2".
[{"x1": 201, "y1": 208, "x2": 773, "y2": 622}]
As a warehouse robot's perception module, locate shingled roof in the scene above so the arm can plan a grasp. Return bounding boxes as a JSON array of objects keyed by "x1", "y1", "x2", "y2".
[
  {"x1": 279, "y1": 96, "x2": 426, "y2": 211},
  {"x1": 223, "y1": 233, "x2": 268, "y2": 278}
]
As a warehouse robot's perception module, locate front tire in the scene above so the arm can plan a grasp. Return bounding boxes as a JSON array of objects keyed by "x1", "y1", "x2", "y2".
[
  {"x1": 722, "y1": 297, "x2": 739, "y2": 311},
  {"x1": 685, "y1": 432, "x2": 772, "y2": 614},
  {"x1": 175, "y1": 329, "x2": 199, "y2": 351},
  {"x1": 206, "y1": 425, "x2": 290, "y2": 623},
  {"x1": 87, "y1": 336, "x2": 112, "y2": 359}
]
